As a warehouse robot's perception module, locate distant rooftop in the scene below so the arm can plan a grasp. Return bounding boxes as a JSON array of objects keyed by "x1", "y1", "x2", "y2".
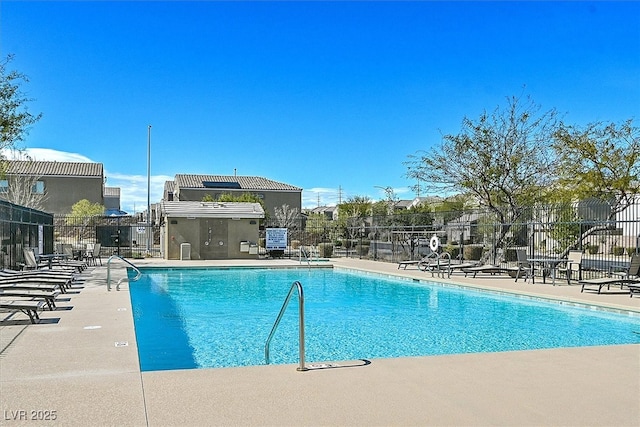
[
  {"x1": 104, "y1": 187, "x2": 120, "y2": 197},
  {"x1": 175, "y1": 174, "x2": 301, "y2": 192},
  {"x1": 4, "y1": 160, "x2": 103, "y2": 177}
]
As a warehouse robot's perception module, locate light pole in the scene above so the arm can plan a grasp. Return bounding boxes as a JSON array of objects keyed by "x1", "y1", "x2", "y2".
[{"x1": 146, "y1": 125, "x2": 151, "y2": 255}]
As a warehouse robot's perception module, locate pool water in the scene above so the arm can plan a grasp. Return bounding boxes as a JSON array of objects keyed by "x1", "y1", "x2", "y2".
[{"x1": 128, "y1": 267, "x2": 640, "y2": 371}]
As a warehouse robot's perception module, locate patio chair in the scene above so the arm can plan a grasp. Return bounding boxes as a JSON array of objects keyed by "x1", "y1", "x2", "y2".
[
  {"x1": 556, "y1": 250, "x2": 583, "y2": 285},
  {"x1": 19, "y1": 248, "x2": 47, "y2": 270},
  {"x1": 84, "y1": 243, "x2": 102, "y2": 266},
  {"x1": 580, "y1": 253, "x2": 640, "y2": 295},
  {"x1": 515, "y1": 249, "x2": 535, "y2": 283}
]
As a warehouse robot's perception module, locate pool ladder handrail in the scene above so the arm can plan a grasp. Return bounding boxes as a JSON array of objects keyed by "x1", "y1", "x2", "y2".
[
  {"x1": 299, "y1": 246, "x2": 311, "y2": 266},
  {"x1": 264, "y1": 280, "x2": 308, "y2": 371},
  {"x1": 107, "y1": 255, "x2": 142, "y2": 291}
]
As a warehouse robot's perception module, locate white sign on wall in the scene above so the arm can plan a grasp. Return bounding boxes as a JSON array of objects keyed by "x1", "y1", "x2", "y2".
[{"x1": 266, "y1": 228, "x2": 287, "y2": 250}]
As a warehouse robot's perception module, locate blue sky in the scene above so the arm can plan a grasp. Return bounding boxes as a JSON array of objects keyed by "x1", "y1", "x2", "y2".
[{"x1": 1, "y1": 1, "x2": 639, "y2": 214}]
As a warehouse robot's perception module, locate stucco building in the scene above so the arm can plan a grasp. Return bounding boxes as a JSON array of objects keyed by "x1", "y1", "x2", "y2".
[
  {"x1": 0, "y1": 161, "x2": 106, "y2": 215},
  {"x1": 160, "y1": 201, "x2": 265, "y2": 260},
  {"x1": 164, "y1": 174, "x2": 302, "y2": 218}
]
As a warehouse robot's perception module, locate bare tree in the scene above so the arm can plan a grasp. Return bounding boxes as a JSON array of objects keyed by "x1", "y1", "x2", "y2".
[
  {"x1": 1, "y1": 174, "x2": 48, "y2": 211},
  {"x1": 406, "y1": 94, "x2": 558, "y2": 249},
  {"x1": 273, "y1": 204, "x2": 299, "y2": 229}
]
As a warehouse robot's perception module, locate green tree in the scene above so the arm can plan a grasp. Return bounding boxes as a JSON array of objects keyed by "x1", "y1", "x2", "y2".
[
  {"x1": 337, "y1": 196, "x2": 372, "y2": 243},
  {"x1": 215, "y1": 192, "x2": 267, "y2": 216},
  {"x1": 67, "y1": 199, "x2": 104, "y2": 239},
  {"x1": 406, "y1": 94, "x2": 558, "y2": 249},
  {"x1": 69, "y1": 199, "x2": 104, "y2": 219},
  {"x1": 552, "y1": 119, "x2": 640, "y2": 253},
  {"x1": 0, "y1": 55, "x2": 42, "y2": 157}
]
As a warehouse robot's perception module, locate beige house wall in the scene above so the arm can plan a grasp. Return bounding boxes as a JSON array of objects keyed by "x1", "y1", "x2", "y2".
[{"x1": 11, "y1": 175, "x2": 104, "y2": 215}]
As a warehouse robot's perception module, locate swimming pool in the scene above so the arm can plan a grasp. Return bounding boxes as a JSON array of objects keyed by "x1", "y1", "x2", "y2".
[{"x1": 129, "y1": 267, "x2": 640, "y2": 371}]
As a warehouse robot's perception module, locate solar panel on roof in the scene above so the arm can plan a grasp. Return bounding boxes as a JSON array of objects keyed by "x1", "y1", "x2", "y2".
[{"x1": 202, "y1": 181, "x2": 242, "y2": 189}]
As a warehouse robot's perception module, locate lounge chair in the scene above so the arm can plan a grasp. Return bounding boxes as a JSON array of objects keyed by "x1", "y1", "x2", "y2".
[
  {"x1": 556, "y1": 250, "x2": 583, "y2": 285},
  {"x1": 0, "y1": 298, "x2": 46, "y2": 323},
  {"x1": 22, "y1": 248, "x2": 80, "y2": 273},
  {"x1": 462, "y1": 249, "x2": 517, "y2": 278},
  {"x1": 398, "y1": 252, "x2": 437, "y2": 270},
  {"x1": 417, "y1": 252, "x2": 455, "y2": 278},
  {"x1": 0, "y1": 289, "x2": 60, "y2": 310},
  {"x1": 580, "y1": 253, "x2": 640, "y2": 295},
  {"x1": 51, "y1": 246, "x2": 88, "y2": 271},
  {"x1": 421, "y1": 252, "x2": 480, "y2": 278},
  {"x1": 0, "y1": 277, "x2": 71, "y2": 293}
]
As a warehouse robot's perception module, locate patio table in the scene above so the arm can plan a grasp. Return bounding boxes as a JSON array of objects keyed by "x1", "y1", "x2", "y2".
[
  {"x1": 37, "y1": 253, "x2": 70, "y2": 269},
  {"x1": 527, "y1": 258, "x2": 569, "y2": 286}
]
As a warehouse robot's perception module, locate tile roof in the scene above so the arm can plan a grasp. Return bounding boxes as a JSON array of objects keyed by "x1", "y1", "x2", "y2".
[
  {"x1": 161, "y1": 201, "x2": 265, "y2": 218},
  {"x1": 104, "y1": 187, "x2": 120, "y2": 197},
  {"x1": 4, "y1": 161, "x2": 103, "y2": 177},
  {"x1": 174, "y1": 174, "x2": 301, "y2": 191},
  {"x1": 164, "y1": 180, "x2": 175, "y2": 192}
]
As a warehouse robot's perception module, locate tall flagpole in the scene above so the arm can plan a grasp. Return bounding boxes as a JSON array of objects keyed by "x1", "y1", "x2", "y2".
[{"x1": 147, "y1": 125, "x2": 151, "y2": 255}]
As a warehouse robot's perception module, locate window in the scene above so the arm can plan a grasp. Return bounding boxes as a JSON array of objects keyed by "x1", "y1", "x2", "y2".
[
  {"x1": 0, "y1": 180, "x2": 7, "y2": 194},
  {"x1": 31, "y1": 181, "x2": 45, "y2": 194}
]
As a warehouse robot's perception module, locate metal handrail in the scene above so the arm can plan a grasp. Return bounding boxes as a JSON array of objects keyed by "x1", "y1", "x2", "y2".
[
  {"x1": 264, "y1": 281, "x2": 307, "y2": 371},
  {"x1": 107, "y1": 255, "x2": 142, "y2": 291},
  {"x1": 299, "y1": 247, "x2": 311, "y2": 266}
]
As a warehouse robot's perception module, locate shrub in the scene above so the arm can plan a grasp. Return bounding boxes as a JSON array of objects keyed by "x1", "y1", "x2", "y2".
[
  {"x1": 291, "y1": 240, "x2": 300, "y2": 249},
  {"x1": 318, "y1": 243, "x2": 333, "y2": 258},
  {"x1": 587, "y1": 244, "x2": 599, "y2": 254},
  {"x1": 463, "y1": 246, "x2": 484, "y2": 260},
  {"x1": 443, "y1": 245, "x2": 461, "y2": 260},
  {"x1": 612, "y1": 246, "x2": 625, "y2": 256},
  {"x1": 627, "y1": 247, "x2": 637, "y2": 257}
]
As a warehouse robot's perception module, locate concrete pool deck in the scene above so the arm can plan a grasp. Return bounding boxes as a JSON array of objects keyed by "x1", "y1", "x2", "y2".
[{"x1": 1, "y1": 257, "x2": 639, "y2": 426}]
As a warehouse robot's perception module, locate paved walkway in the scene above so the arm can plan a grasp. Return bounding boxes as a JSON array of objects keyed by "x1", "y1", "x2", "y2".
[{"x1": 1, "y1": 258, "x2": 639, "y2": 426}]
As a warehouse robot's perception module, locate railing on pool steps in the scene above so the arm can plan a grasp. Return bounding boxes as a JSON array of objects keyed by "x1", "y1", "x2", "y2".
[
  {"x1": 106, "y1": 255, "x2": 142, "y2": 291},
  {"x1": 264, "y1": 280, "x2": 308, "y2": 371}
]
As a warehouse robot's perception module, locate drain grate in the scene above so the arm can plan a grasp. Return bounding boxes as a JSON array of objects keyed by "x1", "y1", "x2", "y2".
[
  {"x1": 83, "y1": 325, "x2": 102, "y2": 330},
  {"x1": 114, "y1": 341, "x2": 129, "y2": 347}
]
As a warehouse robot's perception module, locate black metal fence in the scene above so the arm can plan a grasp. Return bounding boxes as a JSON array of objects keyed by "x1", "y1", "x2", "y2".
[
  {"x1": 53, "y1": 215, "x2": 161, "y2": 260},
  {"x1": 1, "y1": 198, "x2": 638, "y2": 279},
  {"x1": 0, "y1": 200, "x2": 54, "y2": 270},
  {"x1": 263, "y1": 199, "x2": 640, "y2": 279}
]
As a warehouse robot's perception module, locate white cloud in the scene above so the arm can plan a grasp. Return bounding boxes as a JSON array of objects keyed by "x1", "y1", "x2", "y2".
[{"x1": 2, "y1": 147, "x2": 95, "y2": 163}]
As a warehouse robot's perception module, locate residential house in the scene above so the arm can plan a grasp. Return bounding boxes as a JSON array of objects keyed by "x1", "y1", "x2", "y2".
[
  {"x1": 165, "y1": 174, "x2": 302, "y2": 218},
  {"x1": 0, "y1": 161, "x2": 106, "y2": 215}
]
